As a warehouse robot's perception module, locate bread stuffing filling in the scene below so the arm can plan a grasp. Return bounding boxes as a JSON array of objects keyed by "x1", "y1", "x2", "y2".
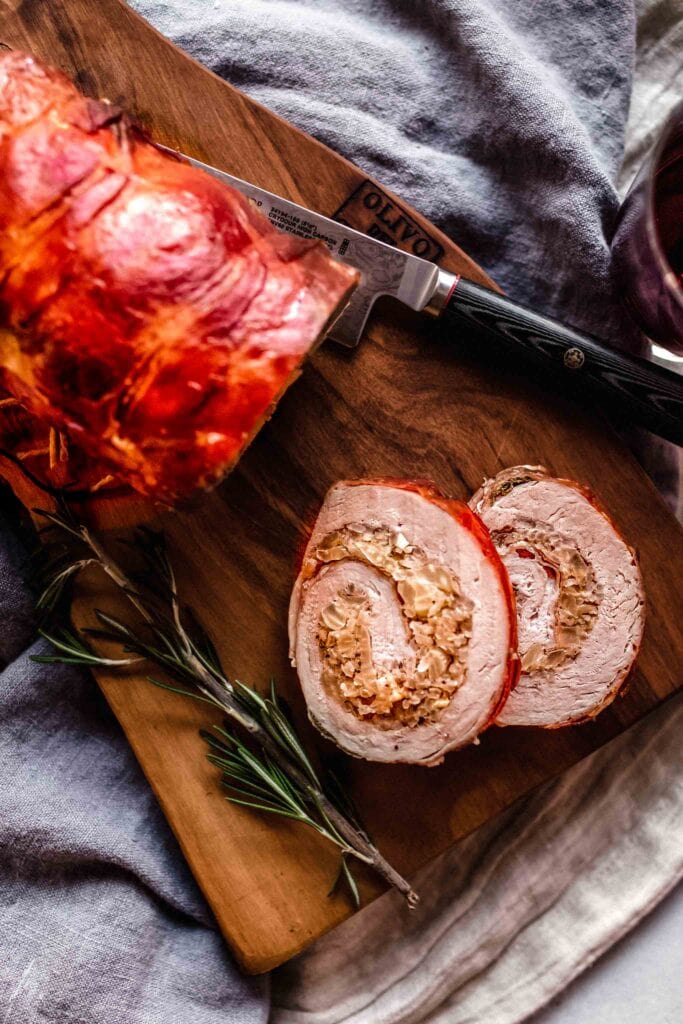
[
  {"x1": 308, "y1": 526, "x2": 472, "y2": 727},
  {"x1": 490, "y1": 520, "x2": 601, "y2": 673}
]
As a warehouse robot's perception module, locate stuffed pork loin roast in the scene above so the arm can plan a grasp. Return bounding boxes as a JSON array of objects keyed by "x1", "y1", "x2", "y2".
[
  {"x1": 470, "y1": 466, "x2": 645, "y2": 728},
  {"x1": 289, "y1": 480, "x2": 518, "y2": 766},
  {"x1": 0, "y1": 52, "x2": 358, "y2": 501}
]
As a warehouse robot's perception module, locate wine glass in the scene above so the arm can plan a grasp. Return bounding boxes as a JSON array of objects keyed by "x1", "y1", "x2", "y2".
[{"x1": 612, "y1": 99, "x2": 683, "y2": 369}]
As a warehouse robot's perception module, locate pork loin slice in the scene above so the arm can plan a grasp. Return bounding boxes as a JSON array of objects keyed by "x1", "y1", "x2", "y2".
[
  {"x1": 288, "y1": 479, "x2": 518, "y2": 766},
  {"x1": 470, "y1": 466, "x2": 645, "y2": 728}
]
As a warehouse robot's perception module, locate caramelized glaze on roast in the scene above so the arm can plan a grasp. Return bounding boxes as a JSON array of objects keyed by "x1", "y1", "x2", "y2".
[{"x1": 0, "y1": 52, "x2": 358, "y2": 500}]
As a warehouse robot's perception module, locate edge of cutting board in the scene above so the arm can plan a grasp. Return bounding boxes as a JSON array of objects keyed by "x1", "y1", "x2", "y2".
[{"x1": 0, "y1": 0, "x2": 682, "y2": 973}]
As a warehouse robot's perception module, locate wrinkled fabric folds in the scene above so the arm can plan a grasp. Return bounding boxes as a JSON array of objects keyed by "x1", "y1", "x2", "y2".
[{"x1": 1, "y1": 1, "x2": 681, "y2": 1022}]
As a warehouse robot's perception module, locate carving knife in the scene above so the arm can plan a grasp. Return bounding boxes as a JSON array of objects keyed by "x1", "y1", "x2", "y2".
[{"x1": 171, "y1": 150, "x2": 683, "y2": 446}]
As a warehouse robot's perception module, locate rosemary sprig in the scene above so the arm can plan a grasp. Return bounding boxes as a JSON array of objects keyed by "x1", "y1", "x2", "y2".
[{"x1": 31, "y1": 503, "x2": 418, "y2": 909}]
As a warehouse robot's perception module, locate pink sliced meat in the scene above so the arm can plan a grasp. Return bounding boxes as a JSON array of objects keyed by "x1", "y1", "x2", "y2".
[
  {"x1": 470, "y1": 466, "x2": 645, "y2": 728},
  {"x1": 289, "y1": 479, "x2": 518, "y2": 765}
]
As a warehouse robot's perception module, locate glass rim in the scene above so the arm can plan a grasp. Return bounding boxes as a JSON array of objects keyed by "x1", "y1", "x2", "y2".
[{"x1": 643, "y1": 96, "x2": 683, "y2": 319}]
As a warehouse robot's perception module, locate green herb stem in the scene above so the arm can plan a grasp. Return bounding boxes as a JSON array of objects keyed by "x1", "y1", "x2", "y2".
[{"x1": 32, "y1": 505, "x2": 418, "y2": 909}]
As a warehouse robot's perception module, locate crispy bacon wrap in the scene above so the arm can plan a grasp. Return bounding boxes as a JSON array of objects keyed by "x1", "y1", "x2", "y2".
[
  {"x1": 470, "y1": 466, "x2": 646, "y2": 728},
  {"x1": 289, "y1": 480, "x2": 518, "y2": 766},
  {"x1": 0, "y1": 52, "x2": 358, "y2": 501}
]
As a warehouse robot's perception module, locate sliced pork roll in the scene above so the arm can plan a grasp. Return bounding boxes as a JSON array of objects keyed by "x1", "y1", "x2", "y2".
[
  {"x1": 289, "y1": 480, "x2": 518, "y2": 766},
  {"x1": 470, "y1": 466, "x2": 645, "y2": 728}
]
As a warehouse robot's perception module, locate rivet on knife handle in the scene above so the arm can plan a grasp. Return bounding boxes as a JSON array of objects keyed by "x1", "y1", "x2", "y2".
[
  {"x1": 440, "y1": 277, "x2": 683, "y2": 446},
  {"x1": 171, "y1": 147, "x2": 683, "y2": 444}
]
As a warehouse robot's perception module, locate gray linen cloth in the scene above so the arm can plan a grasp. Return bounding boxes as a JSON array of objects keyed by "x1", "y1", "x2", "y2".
[
  {"x1": 1, "y1": 1, "x2": 681, "y2": 1022},
  {"x1": 0, "y1": 497, "x2": 269, "y2": 1022}
]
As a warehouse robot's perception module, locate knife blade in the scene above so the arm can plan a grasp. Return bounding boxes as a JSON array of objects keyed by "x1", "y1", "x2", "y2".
[
  {"x1": 166, "y1": 148, "x2": 683, "y2": 446},
  {"x1": 175, "y1": 151, "x2": 453, "y2": 347}
]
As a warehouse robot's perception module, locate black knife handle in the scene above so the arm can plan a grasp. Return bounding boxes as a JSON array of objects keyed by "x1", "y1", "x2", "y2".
[{"x1": 441, "y1": 278, "x2": 683, "y2": 446}]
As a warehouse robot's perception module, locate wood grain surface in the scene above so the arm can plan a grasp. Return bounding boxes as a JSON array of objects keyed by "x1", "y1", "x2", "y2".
[{"x1": 1, "y1": 0, "x2": 682, "y2": 974}]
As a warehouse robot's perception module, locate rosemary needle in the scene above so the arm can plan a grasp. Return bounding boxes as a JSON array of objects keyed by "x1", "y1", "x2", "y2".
[{"x1": 31, "y1": 504, "x2": 419, "y2": 910}]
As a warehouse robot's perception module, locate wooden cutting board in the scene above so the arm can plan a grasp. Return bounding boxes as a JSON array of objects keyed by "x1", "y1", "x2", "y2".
[{"x1": 1, "y1": 0, "x2": 682, "y2": 975}]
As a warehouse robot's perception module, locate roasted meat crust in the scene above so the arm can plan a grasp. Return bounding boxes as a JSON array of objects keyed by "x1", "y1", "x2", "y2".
[{"x1": 0, "y1": 52, "x2": 358, "y2": 501}]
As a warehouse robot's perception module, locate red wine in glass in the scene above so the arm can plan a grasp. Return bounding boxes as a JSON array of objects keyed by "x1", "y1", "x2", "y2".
[
  {"x1": 612, "y1": 100, "x2": 683, "y2": 357},
  {"x1": 655, "y1": 139, "x2": 683, "y2": 287}
]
